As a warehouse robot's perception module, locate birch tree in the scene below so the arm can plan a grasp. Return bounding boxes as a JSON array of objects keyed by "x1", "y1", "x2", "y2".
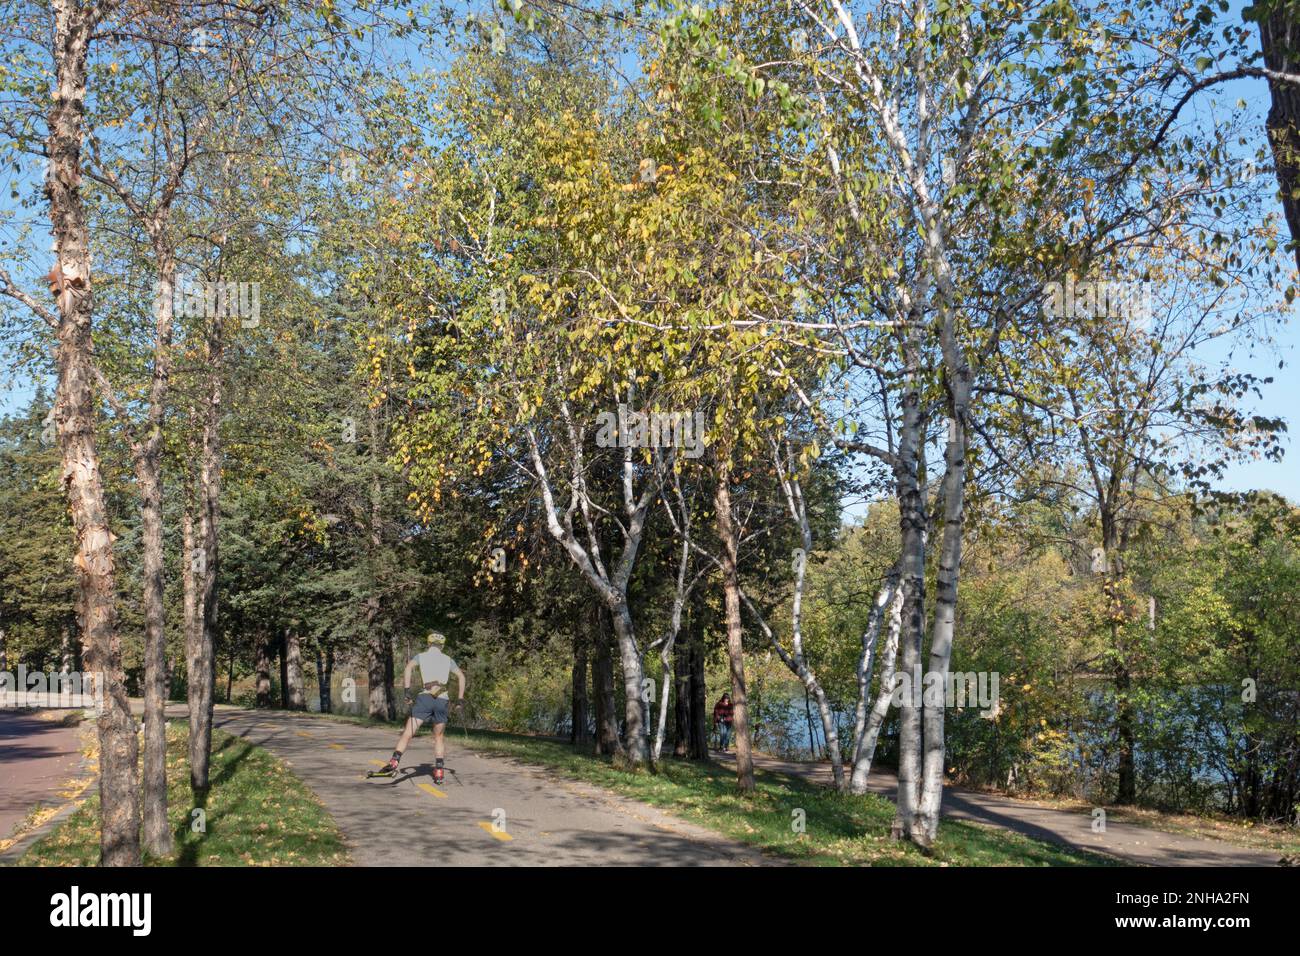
[
  {"x1": 656, "y1": 0, "x2": 1271, "y2": 844},
  {"x1": 723, "y1": 432, "x2": 850, "y2": 789},
  {"x1": 648, "y1": 457, "x2": 709, "y2": 761},
  {"x1": 69, "y1": 5, "x2": 268, "y2": 851},
  {"x1": 377, "y1": 37, "x2": 673, "y2": 766},
  {"x1": 0, "y1": 0, "x2": 140, "y2": 866},
  {"x1": 847, "y1": 561, "x2": 903, "y2": 791}
]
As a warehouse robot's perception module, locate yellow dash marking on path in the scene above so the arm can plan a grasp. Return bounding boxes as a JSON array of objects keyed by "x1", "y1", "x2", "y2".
[
  {"x1": 369, "y1": 759, "x2": 387, "y2": 767},
  {"x1": 295, "y1": 731, "x2": 313, "y2": 738},
  {"x1": 417, "y1": 783, "x2": 447, "y2": 799},
  {"x1": 478, "y1": 822, "x2": 513, "y2": 841},
  {"x1": 328, "y1": 743, "x2": 345, "y2": 750}
]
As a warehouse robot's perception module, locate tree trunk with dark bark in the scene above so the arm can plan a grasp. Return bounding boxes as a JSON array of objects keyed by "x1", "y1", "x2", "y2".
[
  {"x1": 255, "y1": 633, "x2": 272, "y2": 708},
  {"x1": 672, "y1": 635, "x2": 691, "y2": 758},
  {"x1": 365, "y1": 619, "x2": 391, "y2": 721},
  {"x1": 1115, "y1": 662, "x2": 1137, "y2": 804},
  {"x1": 316, "y1": 645, "x2": 334, "y2": 713},
  {"x1": 1258, "y1": 2, "x2": 1300, "y2": 271},
  {"x1": 284, "y1": 626, "x2": 305, "y2": 711},
  {"x1": 571, "y1": 629, "x2": 590, "y2": 746},
  {"x1": 689, "y1": 624, "x2": 709, "y2": 759},
  {"x1": 1101, "y1": 514, "x2": 1137, "y2": 806},
  {"x1": 384, "y1": 641, "x2": 396, "y2": 721},
  {"x1": 592, "y1": 603, "x2": 621, "y2": 756}
]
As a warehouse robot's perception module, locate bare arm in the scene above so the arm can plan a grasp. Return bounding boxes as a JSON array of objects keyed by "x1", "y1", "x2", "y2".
[
  {"x1": 452, "y1": 665, "x2": 466, "y2": 701},
  {"x1": 403, "y1": 659, "x2": 416, "y2": 691}
]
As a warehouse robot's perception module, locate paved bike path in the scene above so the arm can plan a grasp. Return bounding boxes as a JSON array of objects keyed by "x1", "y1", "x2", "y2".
[{"x1": 207, "y1": 707, "x2": 767, "y2": 867}]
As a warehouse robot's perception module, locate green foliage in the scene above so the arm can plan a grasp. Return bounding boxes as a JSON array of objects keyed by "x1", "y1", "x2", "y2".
[{"x1": 0, "y1": 391, "x2": 78, "y2": 667}]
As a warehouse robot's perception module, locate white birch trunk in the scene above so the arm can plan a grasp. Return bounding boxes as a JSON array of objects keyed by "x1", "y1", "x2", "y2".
[
  {"x1": 523, "y1": 406, "x2": 660, "y2": 768},
  {"x1": 915, "y1": 400, "x2": 969, "y2": 845},
  {"x1": 652, "y1": 536, "x2": 691, "y2": 761},
  {"x1": 742, "y1": 446, "x2": 847, "y2": 789},
  {"x1": 890, "y1": 369, "x2": 928, "y2": 841},
  {"x1": 850, "y1": 572, "x2": 904, "y2": 793},
  {"x1": 850, "y1": 565, "x2": 900, "y2": 762}
]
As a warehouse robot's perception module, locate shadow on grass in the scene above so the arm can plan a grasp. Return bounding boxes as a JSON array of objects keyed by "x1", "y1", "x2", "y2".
[
  {"x1": 175, "y1": 730, "x2": 275, "y2": 866},
  {"x1": 458, "y1": 727, "x2": 1121, "y2": 867}
]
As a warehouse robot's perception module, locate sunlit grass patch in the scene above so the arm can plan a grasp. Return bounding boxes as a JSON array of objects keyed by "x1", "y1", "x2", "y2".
[{"x1": 20, "y1": 722, "x2": 349, "y2": 867}]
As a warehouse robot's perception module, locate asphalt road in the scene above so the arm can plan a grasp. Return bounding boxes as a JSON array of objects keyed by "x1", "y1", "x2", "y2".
[
  {"x1": 0, "y1": 710, "x2": 86, "y2": 844},
  {"x1": 209, "y1": 707, "x2": 768, "y2": 866}
]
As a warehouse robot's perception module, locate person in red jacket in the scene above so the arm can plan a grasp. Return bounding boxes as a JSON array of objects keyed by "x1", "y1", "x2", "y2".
[{"x1": 712, "y1": 692, "x2": 734, "y2": 752}]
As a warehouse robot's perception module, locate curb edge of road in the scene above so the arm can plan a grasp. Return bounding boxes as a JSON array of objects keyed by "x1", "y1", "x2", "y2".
[
  {"x1": 0, "y1": 790, "x2": 89, "y2": 866},
  {"x1": 0, "y1": 719, "x2": 97, "y2": 867}
]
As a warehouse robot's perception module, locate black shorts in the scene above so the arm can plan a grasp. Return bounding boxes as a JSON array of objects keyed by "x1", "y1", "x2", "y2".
[{"x1": 411, "y1": 692, "x2": 449, "y2": 726}]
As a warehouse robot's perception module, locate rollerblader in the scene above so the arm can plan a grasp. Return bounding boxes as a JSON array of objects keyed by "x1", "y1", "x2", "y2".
[{"x1": 368, "y1": 631, "x2": 466, "y2": 785}]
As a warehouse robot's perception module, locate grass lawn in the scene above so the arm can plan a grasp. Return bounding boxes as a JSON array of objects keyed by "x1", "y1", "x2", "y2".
[
  {"x1": 21, "y1": 721, "x2": 349, "y2": 867},
  {"x1": 456, "y1": 727, "x2": 1120, "y2": 866}
]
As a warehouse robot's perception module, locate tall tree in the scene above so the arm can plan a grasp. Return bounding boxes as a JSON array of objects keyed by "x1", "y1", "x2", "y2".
[{"x1": 19, "y1": 0, "x2": 141, "y2": 866}]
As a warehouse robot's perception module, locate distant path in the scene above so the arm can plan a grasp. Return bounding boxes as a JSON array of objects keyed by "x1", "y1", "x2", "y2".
[
  {"x1": 714, "y1": 751, "x2": 1283, "y2": 866},
  {"x1": 0, "y1": 711, "x2": 86, "y2": 845},
  {"x1": 138, "y1": 703, "x2": 769, "y2": 867}
]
